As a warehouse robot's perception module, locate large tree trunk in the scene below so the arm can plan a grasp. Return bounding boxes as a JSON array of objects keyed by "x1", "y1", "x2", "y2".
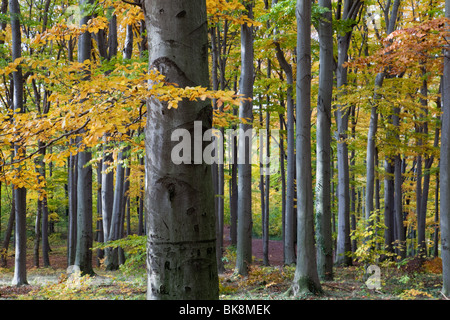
[
  {"x1": 67, "y1": 152, "x2": 77, "y2": 266},
  {"x1": 10, "y1": 0, "x2": 28, "y2": 286},
  {"x1": 235, "y1": 0, "x2": 254, "y2": 276},
  {"x1": 291, "y1": 0, "x2": 322, "y2": 296},
  {"x1": 144, "y1": 0, "x2": 218, "y2": 300}
]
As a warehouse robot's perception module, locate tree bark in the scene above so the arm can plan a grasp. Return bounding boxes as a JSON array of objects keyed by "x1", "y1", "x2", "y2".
[
  {"x1": 315, "y1": 0, "x2": 333, "y2": 281},
  {"x1": 291, "y1": 0, "x2": 322, "y2": 296},
  {"x1": 274, "y1": 42, "x2": 296, "y2": 266},
  {"x1": 67, "y1": 152, "x2": 77, "y2": 266},
  {"x1": 10, "y1": 0, "x2": 28, "y2": 286},
  {"x1": 235, "y1": 0, "x2": 254, "y2": 276},
  {"x1": 1, "y1": 194, "x2": 14, "y2": 268},
  {"x1": 144, "y1": 0, "x2": 219, "y2": 300},
  {"x1": 73, "y1": 0, "x2": 94, "y2": 276}
]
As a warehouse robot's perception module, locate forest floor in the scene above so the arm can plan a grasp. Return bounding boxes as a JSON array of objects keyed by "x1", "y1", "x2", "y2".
[{"x1": 0, "y1": 231, "x2": 446, "y2": 300}]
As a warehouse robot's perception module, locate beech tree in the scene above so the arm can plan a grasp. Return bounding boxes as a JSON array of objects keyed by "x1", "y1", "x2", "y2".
[
  {"x1": 291, "y1": 0, "x2": 322, "y2": 296},
  {"x1": 10, "y1": 0, "x2": 27, "y2": 286},
  {"x1": 235, "y1": 0, "x2": 255, "y2": 277},
  {"x1": 440, "y1": 0, "x2": 450, "y2": 297},
  {"x1": 74, "y1": 0, "x2": 94, "y2": 276},
  {"x1": 143, "y1": 0, "x2": 219, "y2": 299}
]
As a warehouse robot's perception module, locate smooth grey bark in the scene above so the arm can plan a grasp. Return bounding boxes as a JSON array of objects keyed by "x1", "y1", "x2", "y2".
[
  {"x1": 334, "y1": 0, "x2": 362, "y2": 266},
  {"x1": 144, "y1": 0, "x2": 218, "y2": 300},
  {"x1": 441, "y1": 8, "x2": 450, "y2": 291},
  {"x1": 10, "y1": 0, "x2": 28, "y2": 286},
  {"x1": 291, "y1": 0, "x2": 322, "y2": 296},
  {"x1": 106, "y1": 147, "x2": 129, "y2": 270},
  {"x1": 210, "y1": 25, "x2": 225, "y2": 273},
  {"x1": 365, "y1": 72, "x2": 384, "y2": 222},
  {"x1": 263, "y1": 73, "x2": 271, "y2": 266},
  {"x1": 384, "y1": 158, "x2": 395, "y2": 253},
  {"x1": 274, "y1": 43, "x2": 296, "y2": 266},
  {"x1": 34, "y1": 198, "x2": 42, "y2": 267},
  {"x1": 235, "y1": 0, "x2": 254, "y2": 276},
  {"x1": 35, "y1": 142, "x2": 50, "y2": 267},
  {"x1": 365, "y1": 0, "x2": 400, "y2": 251},
  {"x1": 1, "y1": 194, "x2": 14, "y2": 267},
  {"x1": 67, "y1": 152, "x2": 77, "y2": 266},
  {"x1": 417, "y1": 70, "x2": 436, "y2": 257},
  {"x1": 315, "y1": 0, "x2": 333, "y2": 281},
  {"x1": 279, "y1": 112, "x2": 286, "y2": 253},
  {"x1": 74, "y1": 0, "x2": 94, "y2": 276},
  {"x1": 101, "y1": 147, "x2": 113, "y2": 244}
]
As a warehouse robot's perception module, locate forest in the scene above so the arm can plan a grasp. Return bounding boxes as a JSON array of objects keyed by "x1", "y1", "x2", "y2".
[{"x1": 0, "y1": 0, "x2": 450, "y2": 303}]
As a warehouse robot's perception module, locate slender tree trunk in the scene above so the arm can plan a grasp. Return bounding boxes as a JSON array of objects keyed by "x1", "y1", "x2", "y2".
[
  {"x1": 441, "y1": 9, "x2": 450, "y2": 290},
  {"x1": 210, "y1": 26, "x2": 225, "y2": 273},
  {"x1": 1, "y1": 194, "x2": 14, "y2": 268},
  {"x1": 384, "y1": 158, "x2": 395, "y2": 253},
  {"x1": 274, "y1": 43, "x2": 296, "y2": 266},
  {"x1": 34, "y1": 199, "x2": 42, "y2": 268},
  {"x1": 10, "y1": 0, "x2": 28, "y2": 286},
  {"x1": 67, "y1": 152, "x2": 77, "y2": 266},
  {"x1": 279, "y1": 112, "x2": 286, "y2": 252},
  {"x1": 74, "y1": 0, "x2": 94, "y2": 276},
  {"x1": 106, "y1": 147, "x2": 127, "y2": 270},
  {"x1": 291, "y1": 0, "x2": 322, "y2": 296},
  {"x1": 144, "y1": 0, "x2": 218, "y2": 300},
  {"x1": 235, "y1": 0, "x2": 254, "y2": 276},
  {"x1": 365, "y1": 73, "x2": 384, "y2": 223},
  {"x1": 335, "y1": 0, "x2": 362, "y2": 266},
  {"x1": 315, "y1": 0, "x2": 333, "y2": 281}
]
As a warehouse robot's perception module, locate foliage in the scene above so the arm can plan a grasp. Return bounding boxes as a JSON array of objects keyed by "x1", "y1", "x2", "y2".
[
  {"x1": 94, "y1": 234, "x2": 146, "y2": 277},
  {"x1": 398, "y1": 288, "x2": 433, "y2": 300},
  {"x1": 348, "y1": 210, "x2": 396, "y2": 268},
  {"x1": 28, "y1": 271, "x2": 96, "y2": 300}
]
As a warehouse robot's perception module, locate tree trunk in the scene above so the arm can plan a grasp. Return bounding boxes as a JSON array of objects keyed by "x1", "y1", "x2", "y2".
[
  {"x1": 73, "y1": 0, "x2": 94, "y2": 276},
  {"x1": 335, "y1": 0, "x2": 362, "y2": 266},
  {"x1": 1, "y1": 194, "x2": 14, "y2": 268},
  {"x1": 67, "y1": 152, "x2": 77, "y2": 266},
  {"x1": 315, "y1": 0, "x2": 333, "y2": 281},
  {"x1": 274, "y1": 42, "x2": 296, "y2": 266},
  {"x1": 144, "y1": 0, "x2": 218, "y2": 300},
  {"x1": 210, "y1": 26, "x2": 225, "y2": 274},
  {"x1": 441, "y1": 10, "x2": 450, "y2": 290},
  {"x1": 10, "y1": 0, "x2": 28, "y2": 286},
  {"x1": 106, "y1": 147, "x2": 128, "y2": 270},
  {"x1": 291, "y1": 0, "x2": 322, "y2": 296},
  {"x1": 235, "y1": 0, "x2": 254, "y2": 276},
  {"x1": 34, "y1": 199, "x2": 42, "y2": 268}
]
